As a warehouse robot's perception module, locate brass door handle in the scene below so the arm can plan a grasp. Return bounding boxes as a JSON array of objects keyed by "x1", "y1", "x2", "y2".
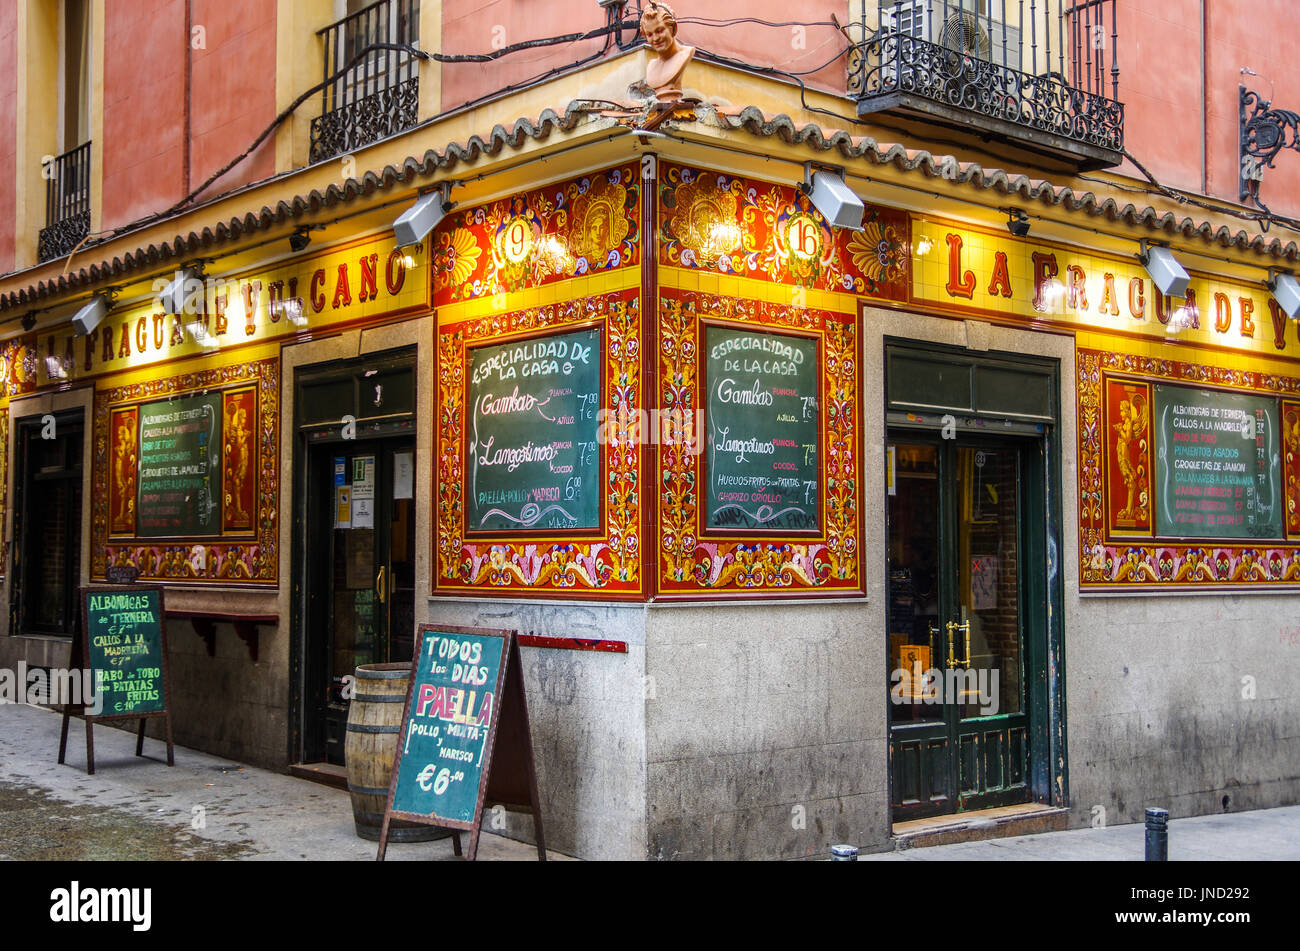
[
  {"x1": 376, "y1": 566, "x2": 387, "y2": 603},
  {"x1": 946, "y1": 620, "x2": 971, "y2": 669}
]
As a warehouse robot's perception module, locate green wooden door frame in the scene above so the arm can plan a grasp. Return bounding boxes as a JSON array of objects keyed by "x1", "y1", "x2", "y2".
[
  {"x1": 289, "y1": 347, "x2": 417, "y2": 766},
  {"x1": 884, "y1": 339, "x2": 1068, "y2": 821}
]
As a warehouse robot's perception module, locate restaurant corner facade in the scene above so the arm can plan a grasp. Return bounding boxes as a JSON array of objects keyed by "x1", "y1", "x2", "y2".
[{"x1": 1, "y1": 0, "x2": 1299, "y2": 860}]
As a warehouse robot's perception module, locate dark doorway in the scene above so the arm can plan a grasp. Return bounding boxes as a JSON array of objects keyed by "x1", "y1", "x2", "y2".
[
  {"x1": 292, "y1": 349, "x2": 416, "y2": 766},
  {"x1": 10, "y1": 410, "x2": 84, "y2": 638},
  {"x1": 886, "y1": 433, "x2": 1044, "y2": 818},
  {"x1": 883, "y1": 341, "x2": 1064, "y2": 823}
]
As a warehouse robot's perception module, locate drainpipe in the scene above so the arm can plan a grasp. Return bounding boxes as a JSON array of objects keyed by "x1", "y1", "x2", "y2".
[
  {"x1": 184, "y1": 0, "x2": 193, "y2": 197},
  {"x1": 1200, "y1": 0, "x2": 1207, "y2": 195}
]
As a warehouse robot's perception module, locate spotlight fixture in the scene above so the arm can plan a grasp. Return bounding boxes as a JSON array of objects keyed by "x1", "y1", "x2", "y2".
[
  {"x1": 160, "y1": 265, "x2": 205, "y2": 315},
  {"x1": 289, "y1": 227, "x2": 315, "y2": 253},
  {"x1": 1005, "y1": 209, "x2": 1030, "y2": 238},
  {"x1": 801, "y1": 163, "x2": 864, "y2": 231},
  {"x1": 393, "y1": 186, "x2": 451, "y2": 248},
  {"x1": 21, "y1": 311, "x2": 37, "y2": 332},
  {"x1": 1139, "y1": 239, "x2": 1190, "y2": 299},
  {"x1": 1270, "y1": 269, "x2": 1300, "y2": 320},
  {"x1": 71, "y1": 294, "x2": 112, "y2": 337}
]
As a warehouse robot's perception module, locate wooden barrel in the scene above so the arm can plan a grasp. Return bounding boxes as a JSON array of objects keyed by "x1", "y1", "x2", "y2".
[{"x1": 344, "y1": 663, "x2": 451, "y2": 842}]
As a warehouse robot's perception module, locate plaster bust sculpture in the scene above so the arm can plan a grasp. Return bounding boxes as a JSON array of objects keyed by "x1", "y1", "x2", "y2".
[{"x1": 641, "y1": 2, "x2": 695, "y2": 102}]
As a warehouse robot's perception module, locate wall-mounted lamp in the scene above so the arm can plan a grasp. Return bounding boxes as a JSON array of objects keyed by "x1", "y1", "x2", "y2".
[
  {"x1": 1269, "y1": 268, "x2": 1300, "y2": 320},
  {"x1": 1005, "y1": 209, "x2": 1030, "y2": 238},
  {"x1": 290, "y1": 225, "x2": 323, "y2": 253},
  {"x1": 393, "y1": 186, "x2": 452, "y2": 248},
  {"x1": 1139, "y1": 239, "x2": 1190, "y2": 299},
  {"x1": 801, "y1": 163, "x2": 864, "y2": 231},
  {"x1": 20, "y1": 311, "x2": 37, "y2": 332},
  {"x1": 71, "y1": 294, "x2": 112, "y2": 337},
  {"x1": 159, "y1": 265, "x2": 206, "y2": 315}
]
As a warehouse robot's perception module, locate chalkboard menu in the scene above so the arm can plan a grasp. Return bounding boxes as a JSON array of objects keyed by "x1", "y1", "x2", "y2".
[
  {"x1": 704, "y1": 326, "x2": 820, "y2": 532},
  {"x1": 379, "y1": 624, "x2": 545, "y2": 861},
  {"x1": 390, "y1": 627, "x2": 506, "y2": 823},
  {"x1": 1154, "y1": 384, "x2": 1283, "y2": 539},
  {"x1": 466, "y1": 327, "x2": 602, "y2": 532},
  {"x1": 137, "y1": 392, "x2": 222, "y2": 537},
  {"x1": 83, "y1": 587, "x2": 167, "y2": 717}
]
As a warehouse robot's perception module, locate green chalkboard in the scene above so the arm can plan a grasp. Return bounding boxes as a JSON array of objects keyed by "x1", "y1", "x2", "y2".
[
  {"x1": 82, "y1": 586, "x2": 168, "y2": 718},
  {"x1": 1154, "y1": 384, "x2": 1283, "y2": 539},
  {"x1": 136, "y1": 392, "x2": 223, "y2": 537},
  {"x1": 466, "y1": 327, "x2": 602, "y2": 532},
  {"x1": 390, "y1": 626, "x2": 507, "y2": 825},
  {"x1": 704, "y1": 325, "x2": 821, "y2": 532}
]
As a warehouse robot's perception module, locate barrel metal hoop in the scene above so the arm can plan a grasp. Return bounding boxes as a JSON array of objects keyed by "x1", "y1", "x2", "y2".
[
  {"x1": 353, "y1": 667, "x2": 412, "y2": 679},
  {"x1": 347, "y1": 784, "x2": 392, "y2": 797},
  {"x1": 345, "y1": 723, "x2": 400, "y2": 734},
  {"x1": 352, "y1": 693, "x2": 407, "y2": 703}
]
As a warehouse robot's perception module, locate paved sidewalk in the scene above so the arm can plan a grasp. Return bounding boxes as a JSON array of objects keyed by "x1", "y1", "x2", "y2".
[
  {"x1": 3, "y1": 701, "x2": 1298, "y2": 860},
  {"x1": 0, "y1": 702, "x2": 570, "y2": 861},
  {"x1": 861, "y1": 805, "x2": 1300, "y2": 861}
]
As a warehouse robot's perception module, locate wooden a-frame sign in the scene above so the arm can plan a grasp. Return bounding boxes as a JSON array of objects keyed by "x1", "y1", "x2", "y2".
[
  {"x1": 59, "y1": 584, "x2": 175, "y2": 775},
  {"x1": 377, "y1": 625, "x2": 545, "y2": 861}
]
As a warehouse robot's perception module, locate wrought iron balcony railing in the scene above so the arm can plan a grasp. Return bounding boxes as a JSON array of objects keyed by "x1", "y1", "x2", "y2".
[
  {"x1": 310, "y1": 0, "x2": 421, "y2": 163},
  {"x1": 848, "y1": 0, "x2": 1124, "y2": 168},
  {"x1": 38, "y1": 141, "x2": 92, "y2": 262}
]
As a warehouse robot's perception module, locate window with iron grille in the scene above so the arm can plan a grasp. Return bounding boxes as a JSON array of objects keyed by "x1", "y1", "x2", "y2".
[
  {"x1": 38, "y1": 0, "x2": 93, "y2": 262},
  {"x1": 849, "y1": 0, "x2": 1124, "y2": 166},
  {"x1": 310, "y1": 0, "x2": 422, "y2": 164}
]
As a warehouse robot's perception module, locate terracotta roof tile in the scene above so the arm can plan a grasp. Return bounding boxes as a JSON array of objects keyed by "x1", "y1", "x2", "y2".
[{"x1": 5, "y1": 101, "x2": 1296, "y2": 311}]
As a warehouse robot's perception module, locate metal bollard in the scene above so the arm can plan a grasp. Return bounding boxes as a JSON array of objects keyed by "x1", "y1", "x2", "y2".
[
  {"x1": 1144, "y1": 808, "x2": 1169, "y2": 861},
  {"x1": 830, "y1": 844, "x2": 859, "y2": 861}
]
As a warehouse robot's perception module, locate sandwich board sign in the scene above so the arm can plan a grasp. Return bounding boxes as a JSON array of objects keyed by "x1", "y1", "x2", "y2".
[
  {"x1": 377, "y1": 625, "x2": 545, "y2": 861},
  {"x1": 58, "y1": 584, "x2": 175, "y2": 775}
]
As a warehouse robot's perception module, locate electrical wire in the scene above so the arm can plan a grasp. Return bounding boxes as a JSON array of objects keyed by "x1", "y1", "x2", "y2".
[{"x1": 29, "y1": 9, "x2": 1300, "y2": 292}]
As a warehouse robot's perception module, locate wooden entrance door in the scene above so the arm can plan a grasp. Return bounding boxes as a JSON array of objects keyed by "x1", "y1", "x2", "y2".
[
  {"x1": 886, "y1": 433, "x2": 1046, "y2": 820},
  {"x1": 303, "y1": 438, "x2": 416, "y2": 765}
]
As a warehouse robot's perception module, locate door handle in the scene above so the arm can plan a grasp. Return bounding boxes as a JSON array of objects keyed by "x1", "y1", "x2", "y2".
[
  {"x1": 375, "y1": 566, "x2": 387, "y2": 603},
  {"x1": 946, "y1": 620, "x2": 971, "y2": 669}
]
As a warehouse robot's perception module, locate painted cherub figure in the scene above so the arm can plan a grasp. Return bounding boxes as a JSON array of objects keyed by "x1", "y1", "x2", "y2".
[
  {"x1": 641, "y1": 2, "x2": 695, "y2": 102},
  {"x1": 1113, "y1": 396, "x2": 1147, "y2": 520},
  {"x1": 114, "y1": 418, "x2": 137, "y2": 528}
]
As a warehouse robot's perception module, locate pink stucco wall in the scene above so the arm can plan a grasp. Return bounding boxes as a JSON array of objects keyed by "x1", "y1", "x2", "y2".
[
  {"x1": 0, "y1": 1, "x2": 18, "y2": 272},
  {"x1": 102, "y1": 0, "x2": 277, "y2": 232},
  {"x1": 438, "y1": 0, "x2": 852, "y2": 113}
]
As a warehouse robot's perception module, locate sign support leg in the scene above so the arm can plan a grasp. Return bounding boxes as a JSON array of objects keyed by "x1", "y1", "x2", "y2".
[
  {"x1": 136, "y1": 718, "x2": 146, "y2": 756},
  {"x1": 376, "y1": 814, "x2": 391, "y2": 861},
  {"x1": 58, "y1": 706, "x2": 72, "y2": 765},
  {"x1": 84, "y1": 718, "x2": 95, "y2": 776},
  {"x1": 467, "y1": 826, "x2": 481, "y2": 862},
  {"x1": 164, "y1": 711, "x2": 175, "y2": 766}
]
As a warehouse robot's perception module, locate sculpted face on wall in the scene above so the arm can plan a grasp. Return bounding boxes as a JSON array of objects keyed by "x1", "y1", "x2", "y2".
[{"x1": 640, "y1": 2, "x2": 695, "y2": 102}]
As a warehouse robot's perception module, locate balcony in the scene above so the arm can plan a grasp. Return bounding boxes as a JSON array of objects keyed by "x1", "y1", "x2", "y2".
[
  {"x1": 848, "y1": 0, "x2": 1124, "y2": 169},
  {"x1": 38, "y1": 141, "x2": 92, "y2": 262},
  {"x1": 310, "y1": 0, "x2": 421, "y2": 163}
]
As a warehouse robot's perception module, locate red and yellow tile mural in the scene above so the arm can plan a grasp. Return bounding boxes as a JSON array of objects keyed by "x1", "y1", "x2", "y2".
[
  {"x1": 432, "y1": 164, "x2": 641, "y2": 307},
  {"x1": 1079, "y1": 348, "x2": 1300, "y2": 589},
  {"x1": 435, "y1": 288, "x2": 644, "y2": 597},
  {"x1": 2, "y1": 234, "x2": 427, "y2": 391},
  {"x1": 1104, "y1": 377, "x2": 1153, "y2": 536},
  {"x1": 656, "y1": 289, "x2": 862, "y2": 597},
  {"x1": 0, "y1": 407, "x2": 7, "y2": 578},
  {"x1": 914, "y1": 217, "x2": 1300, "y2": 360},
  {"x1": 658, "y1": 161, "x2": 909, "y2": 300},
  {"x1": 92, "y1": 357, "x2": 279, "y2": 585},
  {"x1": 1286, "y1": 400, "x2": 1300, "y2": 537}
]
